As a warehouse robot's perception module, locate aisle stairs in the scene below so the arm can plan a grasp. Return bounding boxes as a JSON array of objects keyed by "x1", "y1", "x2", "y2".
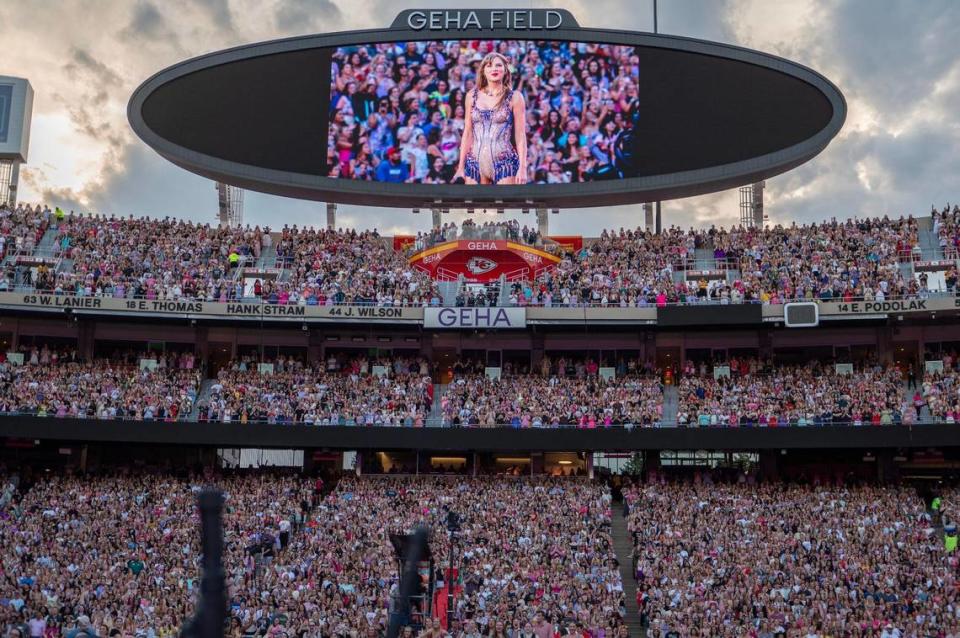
[
  {"x1": 661, "y1": 385, "x2": 679, "y2": 426},
  {"x1": 612, "y1": 502, "x2": 644, "y2": 636}
]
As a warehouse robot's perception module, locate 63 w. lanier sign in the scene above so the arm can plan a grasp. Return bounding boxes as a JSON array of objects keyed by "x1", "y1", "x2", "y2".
[{"x1": 392, "y1": 9, "x2": 577, "y2": 31}]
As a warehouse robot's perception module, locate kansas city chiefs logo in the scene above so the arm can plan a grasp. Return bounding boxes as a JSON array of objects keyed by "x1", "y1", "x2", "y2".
[{"x1": 466, "y1": 256, "x2": 498, "y2": 275}]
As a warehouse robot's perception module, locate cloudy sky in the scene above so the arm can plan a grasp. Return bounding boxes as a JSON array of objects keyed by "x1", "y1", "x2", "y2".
[{"x1": 1, "y1": 0, "x2": 957, "y2": 235}]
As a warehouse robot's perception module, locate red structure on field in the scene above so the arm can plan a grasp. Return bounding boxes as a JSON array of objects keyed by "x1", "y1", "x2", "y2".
[{"x1": 408, "y1": 240, "x2": 562, "y2": 283}]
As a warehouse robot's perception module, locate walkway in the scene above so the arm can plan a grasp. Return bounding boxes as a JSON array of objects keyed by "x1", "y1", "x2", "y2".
[
  {"x1": 661, "y1": 385, "x2": 678, "y2": 426},
  {"x1": 612, "y1": 501, "x2": 644, "y2": 636}
]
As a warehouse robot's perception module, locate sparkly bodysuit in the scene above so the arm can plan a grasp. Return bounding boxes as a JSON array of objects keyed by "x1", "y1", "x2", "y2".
[{"x1": 464, "y1": 88, "x2": 520, "y2": 183}]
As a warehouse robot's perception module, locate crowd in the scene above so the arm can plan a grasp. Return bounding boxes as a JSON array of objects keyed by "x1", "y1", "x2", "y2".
[
  {"x1": 197, "y1": 356, "x2": 433, "y2": 426},
  {"x1": 675, "y1": 359, "x2": 906, "y2": 427},
  {"x1": 0, "y1": 470, "x2": 316, "y2": 638},
  {"x1": 716, "y1": 215, "x2": 922, "y2": 304},
  {"x1": 0, "y1": 472, "x2": 625, "y2": 637},
  {"x1": 307, "y1": 477, "x2": 625, "y2": 635},
  {"x1": 412, "y1": 220, "x2": 546, "y2": 252},
  {"x1": 441, "y1": 358, "x2": 662, "y2": 427},
  {"x1": 932, "y1": 203, "x2": 960, "y2": 260},
  {"x1": 4, "y1": 202, "x2": 954, "y2": 308},
  {"x1": 514, "y1": 214, "x2": 930, "y2": 307},
  {"x1": 0, "y1": 347, "x2": 201, "y2": 420},
  {"x1": 517, "y1": 227, "x2": 688, "y2": 307},
  {"x1": 272, "y1": 227, "x2": 440, "y2": 307},
  {"x1": 44, "y1": 214, "x2": 266, "y2": 300},
  {"x1": 625, "y1": 481, "x2": 960, "y2": 637},
  {"x1": 15, "y1": 343, "x2": 960, "y2": 428},
  {"x1": 327, "y1": 40, "x2": 639, "y2": 184},
  {"x1": 0, "y1": 200, "x2": 960, "y2": 307},
  {"x1": 918, "y1": 363, "x2": 960, "y2": 422},
  {"x1": 0, "y1": 203, "x2": 51, "y2": 263},
  {"x1": 4, "y1": 212, "x2": 443, "y2": 307}
]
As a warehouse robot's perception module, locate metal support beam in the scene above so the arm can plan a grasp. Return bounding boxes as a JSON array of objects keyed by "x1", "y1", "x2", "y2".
[
  {"x1": 216, "y1": 182, "x2": 243, "y2": 228},
  {"x1": 536, "y1": 207, "x2": 549, "y2": 236},
  {"x1": 739, "y1": 182, "x2": 766, "y2": 228},
  {"x1": 431, "y1": 207, "x2": 442, "y2": 229},
  {"x1": 326, "y1": 202, "x2": 337, "y2": 230},
  {"x1": 0, "y1": 160, "x2": 20, "y2": 208},
  {"x1": 655, "y1": 201, "x2": 662, "y2": 235},
  {"x1": 752, "y1": 181, "x2": 765, "y2": 227},
  {"x1": 643, "y1": 203, "x2": 654, "y2": 232}
]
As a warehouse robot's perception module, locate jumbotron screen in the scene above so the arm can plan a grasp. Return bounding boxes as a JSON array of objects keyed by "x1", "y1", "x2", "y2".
[{"x1": 326, "y1": 40, "x2": 639, "y2": 185}]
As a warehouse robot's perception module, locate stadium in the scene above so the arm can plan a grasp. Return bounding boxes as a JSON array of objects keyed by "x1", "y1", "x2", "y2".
[{"x1": 1, "y1": 3, "x2": 959, "y2": 638}]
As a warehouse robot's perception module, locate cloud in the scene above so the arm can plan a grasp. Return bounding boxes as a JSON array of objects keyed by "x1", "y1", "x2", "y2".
[
  {"x1": 77, "y1": 141, "x2": 219, "y2": 220},
  {"x1": 63, "y1": 47, "x2": 123, "y2": 87},
  {"x1": 120, "y1": 1, "x2": 182, "y2": 50},
  {"x1": 196, "y1": 0, "x2": 236, "y2": 34},
  {"x1": 124, "y1": 1, "x2": 165, "y2": 39},
  {"x1": 3, "y1": 0, "x2": 958, "y2": 234},
  {"x1": 274, "y1": 0, "x2": 343, "y2": 33}
]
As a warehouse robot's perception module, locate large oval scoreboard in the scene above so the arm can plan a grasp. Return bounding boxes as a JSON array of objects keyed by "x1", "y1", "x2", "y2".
[{"x1": 128, "y1": 9, "x2": 845, "y2": 209}]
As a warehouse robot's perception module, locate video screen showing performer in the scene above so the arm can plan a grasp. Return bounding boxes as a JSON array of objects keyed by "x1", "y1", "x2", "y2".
[{"x1": 327, "y1": 40, "x2": 639, "y2": 185}]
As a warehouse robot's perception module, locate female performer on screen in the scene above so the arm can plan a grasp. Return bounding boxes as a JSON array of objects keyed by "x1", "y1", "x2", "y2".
[{"x1": 453, "y1": 52, "x2": 527, "y2": 185}]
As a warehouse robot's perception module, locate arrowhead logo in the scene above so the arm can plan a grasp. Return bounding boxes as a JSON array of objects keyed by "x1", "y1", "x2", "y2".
[{"x1": 466, "y1": 256, "x2": 498, "y2": 275}]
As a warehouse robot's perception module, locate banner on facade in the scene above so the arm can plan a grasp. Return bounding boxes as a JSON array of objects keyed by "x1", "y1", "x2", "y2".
[{"x1": 424, "y1": 307, "x2": 526, "y2": 329}]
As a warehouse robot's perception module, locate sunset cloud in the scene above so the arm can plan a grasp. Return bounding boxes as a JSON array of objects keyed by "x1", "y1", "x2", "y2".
[{"x1": 1, "y1": 0, "x2": 956, "y2": 233}]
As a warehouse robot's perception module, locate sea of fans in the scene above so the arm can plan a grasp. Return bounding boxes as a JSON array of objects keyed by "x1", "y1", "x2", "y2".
[
  {"x1": 7, "y1": 346, "x2": 960, "y2": 428},
  {"x1": 0, "y1": 470, "x2": 316, "y2": 638},
  {"x1": 521, "y1": 227, "x2": 687, "y2": 307},
  {"x1": 46, "y1": 214, "x2": 266, "y2": 300},
  {"x1": 197, "y1": 356, "x2": 433, "y2": 426},
  {"x1": 716, "y1": 215, "x2": 922, "y2": 304},
  {"x1": 0, "y1": 472, "x2": 625, "y2": 637},
  {"x1": 918, "y1": 361, "x2": 960, "y2": 422},
  {"x1": 2, "y1": 203, "x2": 956, "y2": 308},
  {"x1": 441, "y1": 357, "x2": 662, "y2": 427},
  {"x1": 933, "y1": 203, "x2": 960, "y2": 259},
  {"x1": 327, "y1": 40, "x2": 639, "y2": 184},
  {"x1": 0, "y1": 347, "x2": 200, "y2": 420},
  {"x1": 412, "y1": 220, "x2": 546, "y2": 252},
  {"x1": 675, "y1": 358, "x2": 907, "y2": 427},
  {"x1": 271, "y1": 227, "x2": 440, "y2": 307},
  {"x1": 518, "y1": 213, "x2": 936, "y2": 307},
  {"x1": 626, "y1": 480, "x2": 960, "y2": 637},
  {"x1": 0, "y1": 203, "x2": 50, "y2": 263}
]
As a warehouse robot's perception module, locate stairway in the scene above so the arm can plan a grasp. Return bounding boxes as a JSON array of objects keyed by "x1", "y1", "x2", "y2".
[
  {"x1": 899, "y1": 261, "x2": 914, "y2": 283},
  {"x1": 256, "y1": 242, "x2": 278, "y2": 269},
  {"x1": 497, "y1": 275, "x2": 510, "y2": 307},
  {"x1": 56, "y1": 258, "x2": 74, "y2": 275},
  {"x1": 692, "y1": 247, "x2": 716, "y2": 271},
  {"x1": 426, "y1": 383, "x2": 446, "y2": 427},
  {"x1": 902, "y1": 380, "x2": 932, "y2": 424},
  {"x1": 437, "y1": 281, "x2": 460, "y2": 307},
  {"x1": 187, "y1": 378, "x2": 218, "y2": 421},
  {"x1": 661, "y1": 385, "x2": 679, "y2": 426},
  {"x1": 34, "y1": 225, "x2": 61, "y2": 258},
  {"x1": 612, "y1": 503, "x2": 644, "y2": 636},
  {"x1": 918, "y1": 225, "x2": 943, "y2": 261}
]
